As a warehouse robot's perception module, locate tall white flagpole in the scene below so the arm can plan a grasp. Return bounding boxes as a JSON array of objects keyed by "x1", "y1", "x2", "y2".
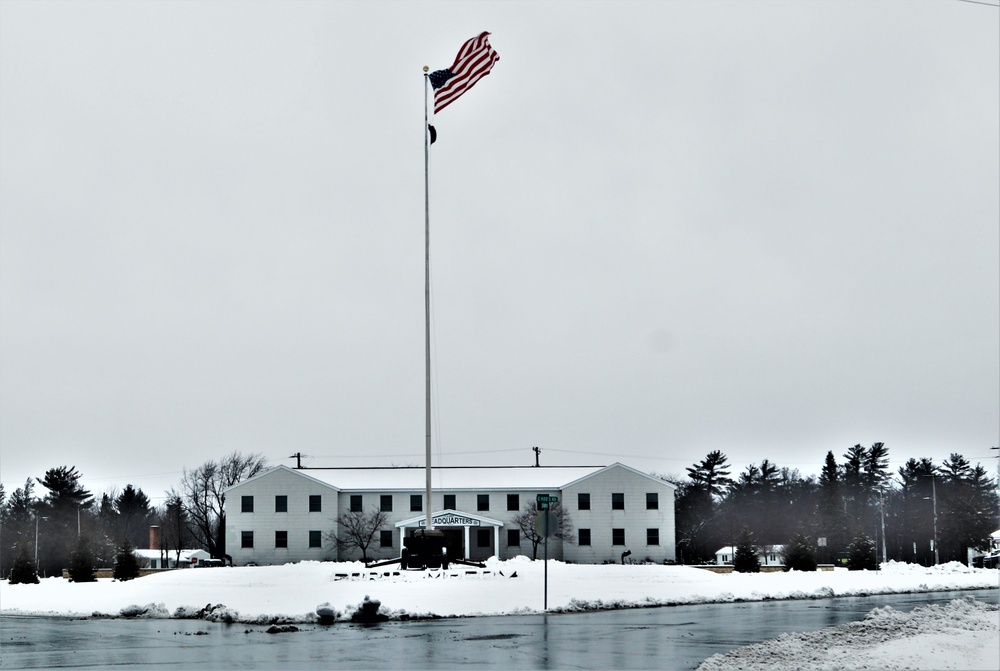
[{"x1": 422, "y1": 66, "x2": 433, "y2": 531}]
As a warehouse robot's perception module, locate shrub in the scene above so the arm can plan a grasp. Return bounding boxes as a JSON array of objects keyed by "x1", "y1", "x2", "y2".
[
  {"x1": 782, "y1": 533, "x2": 818, "y2": 571},
  {"x1": 68, "y1": 536, "x2": 97, "y2": 583},
  {"x1": 8, "y1": 543, "x2": 40, "y2": 585},
  {"x1": 733, "y1": 528, "x2": 761, "y2": 573},
  {"x1": 113, "y1": 539, "x2": 141, "y2": 581},
  {"x1": 846, "y1": 534, "x2": 877, "y2": 571}
]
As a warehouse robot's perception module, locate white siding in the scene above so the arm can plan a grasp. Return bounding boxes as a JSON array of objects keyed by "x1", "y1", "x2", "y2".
[
  {"x1": 226, "y1": 468, "x2": 340, "y2": 566},
  {"x1": 224, "y1": 463, "x2": 676, "y2": 566},
  {"x1": 562, "y1": 465, "x2": 676, "y2": 564}
]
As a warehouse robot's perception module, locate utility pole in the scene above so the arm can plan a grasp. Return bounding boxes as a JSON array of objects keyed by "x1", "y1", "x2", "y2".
[
  {"x1": 879, "y1": 488, "x2": 887, "y2": 565},
  {"x1": 532, "y1": 446, "x2": 541, "y2": 467},
  {"x1": 930, "y1": 475, "x2": 938, "y2": 566}
]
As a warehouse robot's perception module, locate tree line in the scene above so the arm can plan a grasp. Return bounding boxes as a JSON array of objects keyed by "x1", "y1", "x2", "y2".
[
  {"x1": 0, "y1": 452, "x2": 267, "y2": 579},
  {"x1": 669, "y1": 444, "x2": 999, "y2": 566}
]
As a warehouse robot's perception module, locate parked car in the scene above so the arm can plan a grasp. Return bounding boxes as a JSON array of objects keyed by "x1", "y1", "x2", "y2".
[{"x1": 981, "y1": 549, "x2": 1000, "y2": 569}]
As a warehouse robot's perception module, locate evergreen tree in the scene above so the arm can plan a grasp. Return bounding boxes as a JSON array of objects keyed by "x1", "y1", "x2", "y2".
[
  {"x1": 113, "y1": 538, "x2": 141, "y2": 581},
  {"x1": 67, "y1": 535, "x2": 96, "y2": 582},
  {"x1": 781, "y1": 533, "x2": 818, "y2": 571},
  {"x1": 8, "y1": 542, "x2": 39, "y2": 584},
  {"x1": 732, "y1": 527, "x2": 761, "y2": 573},
  {"x1": 36, "y1": 466, "x2": 94, "y2": 576},
  {"x1": 846, "y1": 534, "x2": 877, "y2": 570}
]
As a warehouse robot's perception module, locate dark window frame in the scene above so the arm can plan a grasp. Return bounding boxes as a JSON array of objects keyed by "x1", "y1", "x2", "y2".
[
  {"x1": 612, "y1": 528, "x2": 625, "y2": 546},
  {"x1": 578, "y1": 492, "x2": 590, "y2": 510},
  {"x1": 477, "y1": 494, "x2": 490, "y2": 511},
  {"x1": 309, "y1": 530, "x2": 322, "y2": 548},
  {"x1": 647, "y1": 528, "x2": 660, "y2": 545},
  {"x1": 350, "y1": 495, "x2": 363, "y2": 513},
  {"x1": 612, "y1": 492, "x2": 625, "y2": 510},
  {"x1": 380, "y1": 495, "x2": 393, "y2": 512},
  {"x1": 241, "y1": 530, "x2": 254, "y2": 548},
  {"x1": 443, "y1": 494, "x2": 456, "y2": 510},
  {"x1": 380, "y1": 530, "x2": 393, "y2": 548},
  {"x1": 410, "y1": 494, "x2": 422, "y2": 512},
  {"x1": 309, "y1": 495, "x2": 322, "y2": 512},
  {"x1": 579, "y1": 528, "x2": 591, "y2": 546},
  {"x1": 275, "y1": 530, "x2": 288, "y2": 548},
  {"x1": 646, "y1": 492, "x2": 658, "y2": 510},
  {"x1": 275, "y1": 495, "x2": 288, "y2": 513},
  {"x1": 241, "y1": 496, "x2": 254, "y2": 513},
  {"x1": 507, "y1": 529, "x2": 520, "y2": 547},
  {"x1": 507, "y1": 494, "x2": 519, "y2": 511},
  {"x1": 477, "y1": 528, "x2": 491, "y2": 548}
]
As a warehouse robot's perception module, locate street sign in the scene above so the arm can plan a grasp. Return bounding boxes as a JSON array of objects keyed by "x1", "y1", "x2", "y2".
[
  {"x1": 535, "y1": 510, "x2": 558, "y2": 538},
  {"x1": 536, "y1": 494, "x2": 558, "y2": 510}
]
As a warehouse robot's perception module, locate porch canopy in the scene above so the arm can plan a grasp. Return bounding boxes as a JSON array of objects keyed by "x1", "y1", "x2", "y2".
[{"x1": 396, "y1": 510, "x2": 504, "y2": 559}]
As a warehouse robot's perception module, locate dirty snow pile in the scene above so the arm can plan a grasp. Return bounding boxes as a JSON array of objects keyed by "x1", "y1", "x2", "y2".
[{"x1": 697, "y1": 596, "x2": 1000, "y2": 671}]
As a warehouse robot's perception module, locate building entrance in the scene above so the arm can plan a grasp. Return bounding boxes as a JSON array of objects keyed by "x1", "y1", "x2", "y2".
[{"x1": 441, "y1": 528, "x2": 464, "y2": 559}]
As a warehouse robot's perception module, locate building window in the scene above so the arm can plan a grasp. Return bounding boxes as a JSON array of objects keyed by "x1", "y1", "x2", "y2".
[
  {"x1": 477, "y1": 494, "x2": 490, "y2": 511},
  {"x1": 578, "y1": 492, "x2": 590, "y2": 510},
  {"x1": 309, "y1": 530, "x2": 322, "y2": 548},
  {"x1": 241, "y1": 496, "x2": 254, "y2": 513},
  {"x1": 380, "y1": 530, "x2": 393, "y2": 548},
  {"x1": 443, "y1": 494, "x2": 456, "y2": 510},
  {"x1": 507, "y1": 494, "x2": 519, "y2": 511},
  {"x1": 309, "y1": 495, "x2": 322, "y2": 512},
  {"x1": 275, "y1": 495, "x2": 288, "y2": 513},
  {"x1": 275, "y1": 530, "x2": 288, "y2": 548},
  {"x1": 241, "y1": 531, "x2": 254, "y2": 548},
  {"x1": 507, "y1": 529, "x2": 520, "y2": 547},
  {"x1": 612, "y1": 493, "x2": 625, "y2": 510},
  {"x1": 647, "y1": 528, "x2": 659, "y2": 545},
  {"x1": 410, "y1": 494, "x2": 422, "y2": 512},
  {"x1": 380, "y1": 495, "x2": 393, "y2": 512},
  {"x1": 579, "y1": 529, "x2": 591, "y2": 546},
  {"x1": 350, "y1": 495, "x2": 363, "y2": 512},
  {"x1": 477, "y1": 529, "x2": 491, "y2": 547},
  {"x1": 612, "y1": 528, "x2": 625, "y2": 546},
  {"x1": 646, "y1": 492, "x2": 658, "y2": 510}
]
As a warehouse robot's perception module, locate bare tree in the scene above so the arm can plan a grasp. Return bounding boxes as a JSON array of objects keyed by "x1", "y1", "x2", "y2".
[
  {"x1": 180, "y1": 452, "x2": 267, "y2": 558},
  {"x1": 512, "y1": 501, "x2": 575, "y2": 560},
  {"x1": 326, "y1": 507, "x2": 388, "y2": 562}
]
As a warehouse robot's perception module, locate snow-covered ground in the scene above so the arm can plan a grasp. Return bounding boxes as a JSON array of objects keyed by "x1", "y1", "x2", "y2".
[{"x1": 2, "y1": 558, "x2": 998, "y2": 670}]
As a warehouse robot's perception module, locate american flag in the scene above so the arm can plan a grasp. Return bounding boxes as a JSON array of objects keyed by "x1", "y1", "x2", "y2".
[{"x1": 429, "y1": 32, "x2": 499, "y2": 114}]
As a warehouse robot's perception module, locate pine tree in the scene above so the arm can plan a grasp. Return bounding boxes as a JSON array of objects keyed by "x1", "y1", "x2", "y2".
[
  {"x1": 733, "y1": 527, "x2": 761, "y2": 573},
  {"x1": 8, "y1": 543, "x2": 39, "y2": 584},
  {"x1": 67, "y1": 535, "x2": 96, "y2": 582},
  {"x1": 846, "y1": 534, "x2": 877, "y2": 570},
  {"x1": 113, "y1": 538, "x2": 141, "y2": 581},
  {"x1": 781, "y1": 533, "x2": 818, "y2": 571}
]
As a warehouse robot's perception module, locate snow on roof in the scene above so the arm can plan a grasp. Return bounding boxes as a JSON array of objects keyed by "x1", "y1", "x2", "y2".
[{"x1": 271, "y1": 465, "x2": 609, "y2": 491}]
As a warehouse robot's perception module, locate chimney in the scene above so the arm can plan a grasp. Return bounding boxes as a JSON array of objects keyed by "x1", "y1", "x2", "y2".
[{"x1": 149, "y1": 525, "x2": 161, "y2": 550}]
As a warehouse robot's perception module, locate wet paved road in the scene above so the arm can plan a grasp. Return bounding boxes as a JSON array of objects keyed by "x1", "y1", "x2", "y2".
[{"x1": 2, "y1": 589, "x2": 996, "y2": 670}]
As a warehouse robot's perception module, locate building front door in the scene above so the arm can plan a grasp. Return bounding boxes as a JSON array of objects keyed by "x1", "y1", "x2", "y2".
[{"x1": 441, "y1": 528, "x2": 464, "y2": 560}]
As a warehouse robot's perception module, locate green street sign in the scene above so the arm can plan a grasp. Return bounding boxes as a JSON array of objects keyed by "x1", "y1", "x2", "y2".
[{"x1": 536, "y1": 494, "x2": 558, "y2": 510}]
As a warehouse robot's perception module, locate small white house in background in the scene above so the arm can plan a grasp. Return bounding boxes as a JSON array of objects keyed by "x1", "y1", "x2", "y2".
[
  {"x1": 134, "y1": 549, "x2": 212, "y2": 569},
  {"x1": 715, "y1": 545, "x2": 786, "y2": 567}
]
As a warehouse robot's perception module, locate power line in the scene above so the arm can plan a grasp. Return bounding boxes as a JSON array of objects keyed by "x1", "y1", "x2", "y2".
[{"x1": 955, "y1": 0, "x2": 999, "y2": 7}]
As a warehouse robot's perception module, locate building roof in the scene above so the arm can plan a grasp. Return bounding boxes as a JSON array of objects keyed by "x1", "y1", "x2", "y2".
[{"x1": 230, "y1": 464, "x2": 605, "y2": 492}]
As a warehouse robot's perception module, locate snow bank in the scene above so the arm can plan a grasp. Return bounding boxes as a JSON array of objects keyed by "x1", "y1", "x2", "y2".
[
  {"x1": 1, "y1": 557, "x2": 996, "y2": 624},
  {"x1": 696, "y1": 596, "x2": 1000, "y2": 671}
]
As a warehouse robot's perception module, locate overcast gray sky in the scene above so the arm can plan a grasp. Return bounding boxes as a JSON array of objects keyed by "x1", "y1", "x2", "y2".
[{"x1": 2, "y1": 0, "x2": 998, "y2": 505}]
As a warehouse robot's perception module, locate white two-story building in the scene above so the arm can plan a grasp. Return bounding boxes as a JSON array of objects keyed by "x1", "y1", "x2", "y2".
[{"x1": 224, "y1": 462, "x2": 676, "y2": 566}]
